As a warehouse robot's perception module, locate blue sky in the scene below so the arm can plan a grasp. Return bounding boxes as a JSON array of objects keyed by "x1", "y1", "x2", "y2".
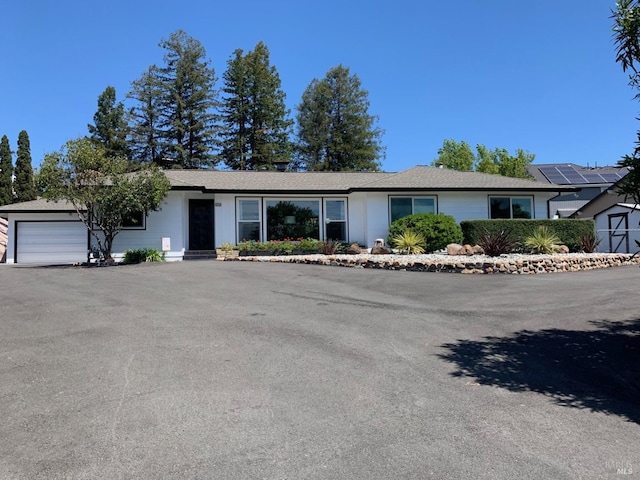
[{"x1": 1, "y1": 0, "x2": 638, "y2": 172}]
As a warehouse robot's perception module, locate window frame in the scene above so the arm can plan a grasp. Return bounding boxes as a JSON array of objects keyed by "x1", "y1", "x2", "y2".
[
  {"x1": 488, "y1": 195, "x2": 534, "y2": 219},
  {"x1": 122, "y1": 211, "x2": 146, "y2": 230},
  {"x1": 388, "y1": 196, "x2": 438, "y2": 224},
  {"x1": 236, "y1": 198, "x2": 262, "y2": 242},
  {"x1": 323, "y1": 198, "x2": 348, "y2": 242}
]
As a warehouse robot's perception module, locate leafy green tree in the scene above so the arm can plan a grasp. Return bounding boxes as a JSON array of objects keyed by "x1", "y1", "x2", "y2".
[
  {"x1": 295, "y1": 64, "x2": 385, "y2": 171},
  {"x1": 14, "y1": 130, "x2": 36, "y2": 202},
  {"x1": 475, "y1": 144, "x2": 499, "y2": 175},
  {"x1": 37, "y1": 138, "x2": 171, "y2": 261},
  {"x1": 612, "y1": 0, "x2": 640, "y2": 208},
  {"x1": 433, "y1": 139, "x2": 534, "y2": 179},
  {"x1": 88, "y1": 86, "x2": 130, "y2": 159},
  {"x1": 0, "y1": 135, "x2": 13, "y2": 205},
  {"x1": 155, "y1": 30, "x2": 219, "y2": 168},
  {"x1": 432, "y1": 139, "x2": 475, "y2": 171},
  {"x1": 496, "y1": 148, "x2": 535, "y2": 179},
  {"x1": 128, "y1": 66, "x2": 164, "y2": 164},
  {"x1": 220, "y1": 41, "x2": 294, "y2": 170}
]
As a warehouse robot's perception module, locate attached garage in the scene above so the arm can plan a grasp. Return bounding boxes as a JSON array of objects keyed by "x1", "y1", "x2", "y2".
[{"x1": 16, "y1": 221, "x2": 88, "y2": 264}]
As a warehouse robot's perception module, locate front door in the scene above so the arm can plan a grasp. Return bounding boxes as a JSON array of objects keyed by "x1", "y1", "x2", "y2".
[{"x1": 189, "y1": 199, "x2": 215, "y2": 250}]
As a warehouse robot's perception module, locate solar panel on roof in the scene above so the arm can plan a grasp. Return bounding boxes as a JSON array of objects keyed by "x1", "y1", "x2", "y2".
[
  {"x1": 539, "y1": 167, "x2": 570, "y2": 184},
  {"x1": 582, "y1": 173, "x2": 607, "y2": 183},
  {"x1": 601, "y1": 173, "x2": 623, "y2": 182},
  {"x1": 563, "y1": 173, "x2": 589, "y2": 184}
]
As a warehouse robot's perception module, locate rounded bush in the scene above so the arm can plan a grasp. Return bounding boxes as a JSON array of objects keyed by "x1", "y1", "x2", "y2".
[{"x1": 388, "y1": 213, "x2": 463, "y2": 253}]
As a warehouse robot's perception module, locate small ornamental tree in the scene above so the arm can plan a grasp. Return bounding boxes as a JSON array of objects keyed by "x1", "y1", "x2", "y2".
[
  {"x1": 388, "y1": 213, "x2": 463, "y2": 253},
  {"x1": 37, "y1": 138, "x2": 171, "y2": 261}
]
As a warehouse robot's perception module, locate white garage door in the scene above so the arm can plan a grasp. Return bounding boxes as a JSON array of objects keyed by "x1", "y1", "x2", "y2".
[{"x1": 17, "y1": 221, "x2": 88, "y2": 264}]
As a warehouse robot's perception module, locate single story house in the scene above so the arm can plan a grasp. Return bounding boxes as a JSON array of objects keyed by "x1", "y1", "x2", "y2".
[{"x1": 0, "y1": 165, "x2": 575, "y2": 264}]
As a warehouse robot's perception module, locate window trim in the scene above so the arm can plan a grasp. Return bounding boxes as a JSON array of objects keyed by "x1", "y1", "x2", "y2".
[
  {"x1": 323, "y1": 198, "x2": 348, "y2": 242},
  {"x1": 488, "y1": 195, "x2": 534, "y2": 219},
  {"x1": 236, "y1": 197, "x2": 262, "y2": 243},
  {"x1": 388, "y1": 195, "x2": 438, "y2": 224}
]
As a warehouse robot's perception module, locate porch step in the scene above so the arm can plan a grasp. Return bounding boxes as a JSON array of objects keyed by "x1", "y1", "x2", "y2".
[{"x1": 183, "y1": 250, "x2": 218, "y2": 261}]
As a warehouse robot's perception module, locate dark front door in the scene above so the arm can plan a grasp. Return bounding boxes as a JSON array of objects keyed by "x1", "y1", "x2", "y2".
[{"x1": 189, "y1": 199, "x2": 215, "y2": 250}]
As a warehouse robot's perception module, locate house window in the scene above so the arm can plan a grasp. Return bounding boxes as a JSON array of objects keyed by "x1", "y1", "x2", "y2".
[
  {"x1": 389, "y1": 197, "x2": 436, "y2": 223},
  {"x1": 238, "y1": 199, "x2": 261, "y2": 241},
  {"x1": 266, "y1": 200, "x2": 320, "y2": 240},
  {"x1": 325, "y1": 199, "x2": 347, "y2": 242},
  {"x1": 489, "y1": 196, "x2": 532, "y2": 219},
  {"x1": 122, "y1": 211, "x2": 145, "y2": 229}
]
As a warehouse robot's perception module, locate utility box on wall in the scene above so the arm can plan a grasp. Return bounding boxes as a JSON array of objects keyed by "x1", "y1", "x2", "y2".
[{"x1": 161, "y1": 237, "x2": 171, "y2": 252}]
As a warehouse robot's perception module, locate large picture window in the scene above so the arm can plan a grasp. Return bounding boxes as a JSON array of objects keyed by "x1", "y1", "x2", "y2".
[
  {"x1": 489, "y1": 196, "x2": 532, "y2": 219},
  {"x1": 389, "y1": 197, "x2": 436, "y2": 223},
  {"x1": 266, "y1": 200, "x2": 320, "y2": 240}
]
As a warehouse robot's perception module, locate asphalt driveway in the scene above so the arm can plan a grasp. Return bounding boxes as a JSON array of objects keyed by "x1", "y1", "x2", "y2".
[{"x1": 1, "y1": 261, "x2": 638, "y2": 479}]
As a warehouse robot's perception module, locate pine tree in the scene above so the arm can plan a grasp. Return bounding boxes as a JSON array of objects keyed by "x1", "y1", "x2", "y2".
[
  {"x1": 295, "y1": 65, "x2": 385, "y2": 171},
  {"x1": 14, "y1": 131, "x2": 36, "y2": 202},
  {"x1": 88, "y1": 86, "x2": 130, "y2": 159},
  {"x1": 155, "y1": 30, "x2": 219, "y2": 168},
  {"x1": 220, "y1": 41, "x2": 293, "y2": 170},
  {"x1": 128, "y1": 66, "x2": 164, "y2": 164},
  {"x1": 0, "y1": 135, "x2": 13, "y2": 205}
]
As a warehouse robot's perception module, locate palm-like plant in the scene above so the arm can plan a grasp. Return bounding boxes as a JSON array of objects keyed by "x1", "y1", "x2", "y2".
[
  {"x1": 524, "y1": 226, "x2": 561, "y2": 254},
  {"x1": 391, "y1": 230, "x2": 426, "y2": 254}
]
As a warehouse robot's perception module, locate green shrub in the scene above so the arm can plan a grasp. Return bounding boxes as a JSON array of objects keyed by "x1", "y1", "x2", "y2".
[
  {"x1": 524, "y1": 226, "x2": 561, "y2": 254},
  {"x1": 122, "y1": 248, "x2": 164, "y2": 263},
  {"x1": 461, "y1": 219, "x2": 595, "y2": 252},
  {"x1": 477, "y1": 229, "x2": 518, "y2": 256},
  {"x1": 388, "y1": 213, "x2": 463, "y2": 253},
  {"x1": 391, "y1": 230, "x2": 426, "y2": 254}
]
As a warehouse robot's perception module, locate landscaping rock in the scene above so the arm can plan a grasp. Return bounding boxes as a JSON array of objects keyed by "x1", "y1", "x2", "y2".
[
  {"x1": 371, "y1": 245, "x2": 392, "y2": 255},
  {"x1": 447, "y1": 243, "x2": 463, "y2": 255}
]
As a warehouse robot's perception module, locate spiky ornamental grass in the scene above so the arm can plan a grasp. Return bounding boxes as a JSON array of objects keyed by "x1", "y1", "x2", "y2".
[
  {"x1": 524, "y1": 226, "x2": 561, "y2": 254},
  {"x1": 391, "y1": 230, "x2": 426, "y2": 255}
]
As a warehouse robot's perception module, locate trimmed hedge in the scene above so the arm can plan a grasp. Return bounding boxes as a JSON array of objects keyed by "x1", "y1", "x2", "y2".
[
  {"x1": 388, "y1": 213, "x2": 463, "y2": 253},
  {"x1": 460, "y1": 219, "x2": 595, "y2": 252}
]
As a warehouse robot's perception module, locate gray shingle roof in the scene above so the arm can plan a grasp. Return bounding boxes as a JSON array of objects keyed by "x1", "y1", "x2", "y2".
[
  {"x1": 0, "y1": 166, "x2": 573, "y2": 216},
  {"x1": 0, "y1": 198, "x2": 76, "y2": 215},
  {"x1": 164, "y1": 165, "x2": 572, "y2": 193}
]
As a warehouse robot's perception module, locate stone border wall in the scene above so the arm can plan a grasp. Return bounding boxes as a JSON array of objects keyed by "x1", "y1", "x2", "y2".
[{"x1": 225, "y1": 253, "x2": 640, "y2": 274}]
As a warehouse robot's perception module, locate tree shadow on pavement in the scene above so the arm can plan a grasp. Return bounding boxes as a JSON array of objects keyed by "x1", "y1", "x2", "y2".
[{"x1": 438, "y1": 318, "x2": 640, "y2": 423}]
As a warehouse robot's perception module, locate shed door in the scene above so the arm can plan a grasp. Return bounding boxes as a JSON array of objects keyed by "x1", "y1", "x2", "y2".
[
  {"x1": 16, "y1": 221, "x2": 88, "y2": 264},
  {"x1": 608, "y1": 213, "x2": 629, "y2": 253}
]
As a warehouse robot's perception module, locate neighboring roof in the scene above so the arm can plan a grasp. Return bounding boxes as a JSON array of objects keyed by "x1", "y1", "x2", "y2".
[
  {"x1": 527, "y1": 163, "x2": 629, "y2": 185},
  {"x1": 570, "y1": 178, "x2": 628, "y2": 219},
  {"x1": 164, "y1": 165, "x2": 574, "y2": 193},
  {"x1": 0, "y1": 198, "x2": 76, "y2": 216}
]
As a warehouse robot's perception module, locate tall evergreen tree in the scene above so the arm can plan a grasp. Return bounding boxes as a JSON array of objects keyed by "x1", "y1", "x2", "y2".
[
  {"x1": 155, "y1": 30, "x2": 219, "y2": 168},
  {"x1": 14, "y1": 131, "x2": 36, "y2": 202},
  {"x1": 0, "y1": 135, "x2": 13, "y2": 205},
  {"x1": 220, "y1": 41, "x2": 293, "y2": 170},
  {"x1": 128, "y1": 66, "x2": 164, "y2": 164},
  {"x1": 295, "y1": 65, "x2": 385, "y2": 171},
  {"x1": 88, "y1": 86, "x2": 130, "y2": 159}
]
